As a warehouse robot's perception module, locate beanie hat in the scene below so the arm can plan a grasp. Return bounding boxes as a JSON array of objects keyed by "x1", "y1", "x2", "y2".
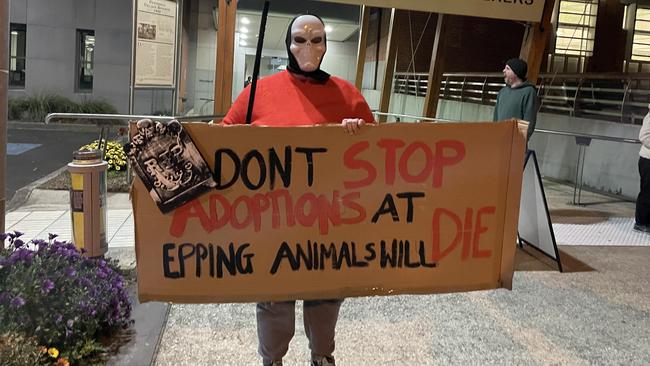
[{"x1": 506, "y1": 58, "x2": 528, "y2": 81}]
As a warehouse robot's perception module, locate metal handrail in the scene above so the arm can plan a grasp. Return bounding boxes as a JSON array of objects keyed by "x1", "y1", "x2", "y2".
[
  {"x1": 44, "y1": 113, "x2": 225, "y2": 124},
  {"x1": 372, "y1": 111, "x2": 452, "y2": 123},
  {"x1": 394, "y1": 71, "x2": 650, "y2": 125}
]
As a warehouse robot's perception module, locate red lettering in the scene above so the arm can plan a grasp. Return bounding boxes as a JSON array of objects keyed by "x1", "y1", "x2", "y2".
[
  {"x1": 431, "y1": 208, "x2": 462, "y2": 261},
  {"x1": 268, "y1": 189, "x2": 295, "y2": 229},
  {"x1": 209, "y1": 194, "x2": 232, "y2": 231},
  {"x1": 343, "y1": 141, "x2": 377, "y2": 189},
  {"x1": 377, "y1": 139, "x2": 405, "y2": 184},
  {"x1": 230, "y1": 196, "x2": 254, "y2": 229},
  {"x1": 398, "y1": 141, "x2": 433, "y2": 183},
  {"x1": 341, "y1": 192, "x2": 366, "y2": 224},
  {"x1": 472, "y1": 206, "x2": 495, "y2": 258},
  {"x1": 433, "y1": 140, "x2": 465, "y2": 187},
  {"x1": 250, "y1": 193, "x2": 271, "y2": 232},
  {"x1": 169, "y1": 199, "x2": 212, "y2": 237}
]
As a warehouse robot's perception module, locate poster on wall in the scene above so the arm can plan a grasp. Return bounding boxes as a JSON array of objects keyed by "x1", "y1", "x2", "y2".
[
  {"x1": 134, "y1": 0, "x2": 178, "y2": 87},
  {"x1": 132, "y1": 121, "x2": 528, "y2": 303}
]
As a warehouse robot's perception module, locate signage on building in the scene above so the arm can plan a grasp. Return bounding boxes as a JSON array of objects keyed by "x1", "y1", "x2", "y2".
[
  {"x1": 134, "y1": 0, "x2": 178, "y2": 87},
  {"x1": 317, "y1": 0, "x2": 546, "y2": 23},
  {"x1": 132, "y1": 121, "x2": 527, "y2": 303}
]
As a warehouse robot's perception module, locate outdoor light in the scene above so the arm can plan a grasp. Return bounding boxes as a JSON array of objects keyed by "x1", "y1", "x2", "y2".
[
  {"x1": 240, "y1": 26, "x2": 249, "y2": 33},
  {"x1": 240, "y1": 34, "x2": 248, "y2": 39},
  {"x1": 240, "y1": 40, "x2": 248, "y2": 46},
  {"x1": 241, "y1": 17, "x2": 251, "y2": 25},
  {"x1": 325, "y1": 25, "x2": 333, "y2": 33}
]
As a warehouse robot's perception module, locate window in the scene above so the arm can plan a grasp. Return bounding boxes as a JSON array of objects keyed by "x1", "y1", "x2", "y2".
[
  {"x1": 76, "y1": 30, "x2": 95, "y2": 91},
  {"x1": 9, "y1": 23, "x2": 26, "y2": 88},
  {"x1": 554, "y1": 0, "x2": 598, "y2": 57},
  {"x1": 632, "y1": 8, "x2": 650, "y2": 61}
]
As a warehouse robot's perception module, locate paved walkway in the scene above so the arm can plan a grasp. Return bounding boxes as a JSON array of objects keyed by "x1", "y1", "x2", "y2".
[{"x1": 5, "y1": 181, "x2": 650, "y2": 365}]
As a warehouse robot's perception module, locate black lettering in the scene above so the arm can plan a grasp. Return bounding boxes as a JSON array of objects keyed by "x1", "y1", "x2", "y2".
[
  {"x1": 241, "y1": 150, "x2": 267, "y2": 190},
  {"x1": 296, "y1": 241, "x2": 314, "y2": 270},
  {"x1": 269, "y1": 146, "x2": 292, "y2": 189},
  {"x1": 396, "y1": 192, "x2": 425, "y2": 223},
  {"x1": 380, "y1": 240, "x2": 398, "y2": 268},
  {"x1": 419, "y1": 240, "x2": 437, "y2": 268},
  {"x1": 364, "y1": 242, "x2": 376, "y2": 261},
  {"x1": 270, "y1": 242, "x2": 299, "y2": 274},
  {"x1": 295, "y1": 147, "x2": 327, "y2": 187},
  {"x1": 320, "y1": 243, "x2": 337, "y2": 270},
  {"x1": 163, "y1": 243, "x2": 181, "y2": 278},
  {"x1": 350, "y1": 242, "x2": 369, "y2": 267},
  {"x1": 372, "y1": 194, "x2": 400, "y2": 223},
  {"x1": 236, "y1": 243, "x2": 254, "y2": 274},
  {"x1": 196, "y1": 243, "x2": 208, "y2": 277},
  {"x1": 216, "y1": 243, "x2": 237, "y2": 278},
  {"x1": 404, "y1": 240, "x2": 420, "y2": 268},
  {"x1": 214, "y1": 149, "x2": 241, "y2": 189},
  {"x1": 336, "y1": 242, "x2": 352, "y2": 269},
  {"x1": 178, "y1": 243, "x2": 196, "y2": 278}
]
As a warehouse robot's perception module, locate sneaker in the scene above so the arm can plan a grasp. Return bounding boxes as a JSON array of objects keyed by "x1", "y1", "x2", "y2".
[
  {"x1": 311, "y1": 356, "x2": 335, "y2": 366},
  {"x1": 633, "y1": 224, "x2": 650, "y2": 233}
]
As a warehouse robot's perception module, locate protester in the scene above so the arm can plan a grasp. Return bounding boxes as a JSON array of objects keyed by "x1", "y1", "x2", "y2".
[
  {"x1": 222, "y1": 14, "x2": 375, "y2": 366},
  {"x1": 493, "y1": 58, "x2": 539, "y2": 140}
]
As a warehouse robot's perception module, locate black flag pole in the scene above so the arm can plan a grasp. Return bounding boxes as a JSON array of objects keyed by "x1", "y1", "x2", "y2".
[{"x1": 245, "y1": 0, "x2": 271, "y2": 124}]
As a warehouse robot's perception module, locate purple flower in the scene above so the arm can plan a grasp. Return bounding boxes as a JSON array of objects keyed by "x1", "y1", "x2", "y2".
[
  {"x1": 0, "y1": 233, "x2": 7, "y2": 241},
  {"x1": 13, "y1": 230, "x2": 24, "y2": 238},
  {"x1": 10, "y1": 296, "x2": 25, "y2": 308},
  {"x1": 55, "y1": 314, "x2": 63, "y2": 323},
  {"x1": 13, "y1": 239, "x2": 24, "y2": 248},
  {"x1": 48, "y1": 233, "x2": 58, "y2": 240},
  {"x1": 65, "y1": 267, "x2": 76, "y2": 277},
  {"x1": 66, "y1": 319, "x2": 74, "y2": 328},
  {"x1": 41, "y1": 279, "x2": 55, "y2": 294}
]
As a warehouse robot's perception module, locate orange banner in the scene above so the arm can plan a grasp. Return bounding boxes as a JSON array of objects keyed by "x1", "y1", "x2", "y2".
[{"x1": 133, "y1": 121, "x2": 527, "y2": 303}]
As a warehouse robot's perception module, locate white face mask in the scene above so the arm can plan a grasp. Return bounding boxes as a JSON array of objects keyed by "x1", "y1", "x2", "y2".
[{"x1": 289, "y1": 15, "x2": 326, "y2": 72}]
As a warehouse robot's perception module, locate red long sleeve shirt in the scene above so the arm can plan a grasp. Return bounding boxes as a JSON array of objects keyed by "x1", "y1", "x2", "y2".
[{"x1": 222, "y1": 70, "x2": 375, "y2": 127}]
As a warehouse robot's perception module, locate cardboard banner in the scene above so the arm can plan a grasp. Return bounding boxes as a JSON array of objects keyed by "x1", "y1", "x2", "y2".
[
  {"x1": 316, "y1": 0, "x2": 546, "y2": 23},
  {"x1": 133, "y1": 121, "x2": 527, "y2": 303}
]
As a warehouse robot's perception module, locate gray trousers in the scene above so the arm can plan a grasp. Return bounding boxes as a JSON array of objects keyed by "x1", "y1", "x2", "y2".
[{"x1": 257, "y1": 299, "x2": 343, "y2": 365}]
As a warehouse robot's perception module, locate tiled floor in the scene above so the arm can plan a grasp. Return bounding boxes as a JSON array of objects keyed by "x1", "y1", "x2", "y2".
[{"x1": 5, "y1": 209, "x2": 134, "y2": 248}]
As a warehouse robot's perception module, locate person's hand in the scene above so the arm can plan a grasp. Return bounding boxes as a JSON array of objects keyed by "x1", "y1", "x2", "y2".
[{"x1": 341, "y1": 118, "x2": 365, "y2": 135}]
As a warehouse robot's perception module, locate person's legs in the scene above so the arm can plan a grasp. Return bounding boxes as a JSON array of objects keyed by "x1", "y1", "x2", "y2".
[
  {"x1": 257, "y1": 301, "x2": 296, "y2": 366},
  {"x1": 303, "y1": 299, "x2": 344, "y2": 365},
  {"x1": 636, "y1": 157, "x2": 650, "y2": 231}
]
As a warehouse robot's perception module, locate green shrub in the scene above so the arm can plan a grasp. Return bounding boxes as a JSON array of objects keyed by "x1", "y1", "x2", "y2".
[
  {"x1": 78, "y1": 99, "x2": 118, "y2": 115},
  {"x1": 7, "y1": 94, "x2": 117, "y2": 123}
]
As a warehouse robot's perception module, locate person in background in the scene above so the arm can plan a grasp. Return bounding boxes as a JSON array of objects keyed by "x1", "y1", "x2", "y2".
[
  {"x1": 635, "y1": 105, "x2": 650, "y2": 233},
  {"x1": 222, "y1": 14, "x2": 374, "y2": 366},
  {"x1": 244, "y1": 75, "x2": 253, "y2": 87},
  {"x1": 493, "y1": 58, "x2": 539, "y2": 141}
]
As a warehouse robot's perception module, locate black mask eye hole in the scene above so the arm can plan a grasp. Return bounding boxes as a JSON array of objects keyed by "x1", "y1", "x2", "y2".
[
  {"x1": 311, "y1": 37, "x2": 323, "y2": 44},
  {"x1": 294, "y1": 36, "x2": 307, "y2": 44}
]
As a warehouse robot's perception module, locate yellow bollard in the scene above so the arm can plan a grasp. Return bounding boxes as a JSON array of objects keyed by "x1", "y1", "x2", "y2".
[{"x1": 68, "y1": 149, "x2": 108, "y2": 257}]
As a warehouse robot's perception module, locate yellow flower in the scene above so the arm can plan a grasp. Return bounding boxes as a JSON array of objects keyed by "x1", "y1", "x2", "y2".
[{"x1": 48, "y1": 347, "x2": 59, "y2": 358}]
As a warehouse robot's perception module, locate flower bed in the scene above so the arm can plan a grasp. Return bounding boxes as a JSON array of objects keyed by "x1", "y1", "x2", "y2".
[{"x1": 0, "y1": 232, "x2": 132, "y2": 365}]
